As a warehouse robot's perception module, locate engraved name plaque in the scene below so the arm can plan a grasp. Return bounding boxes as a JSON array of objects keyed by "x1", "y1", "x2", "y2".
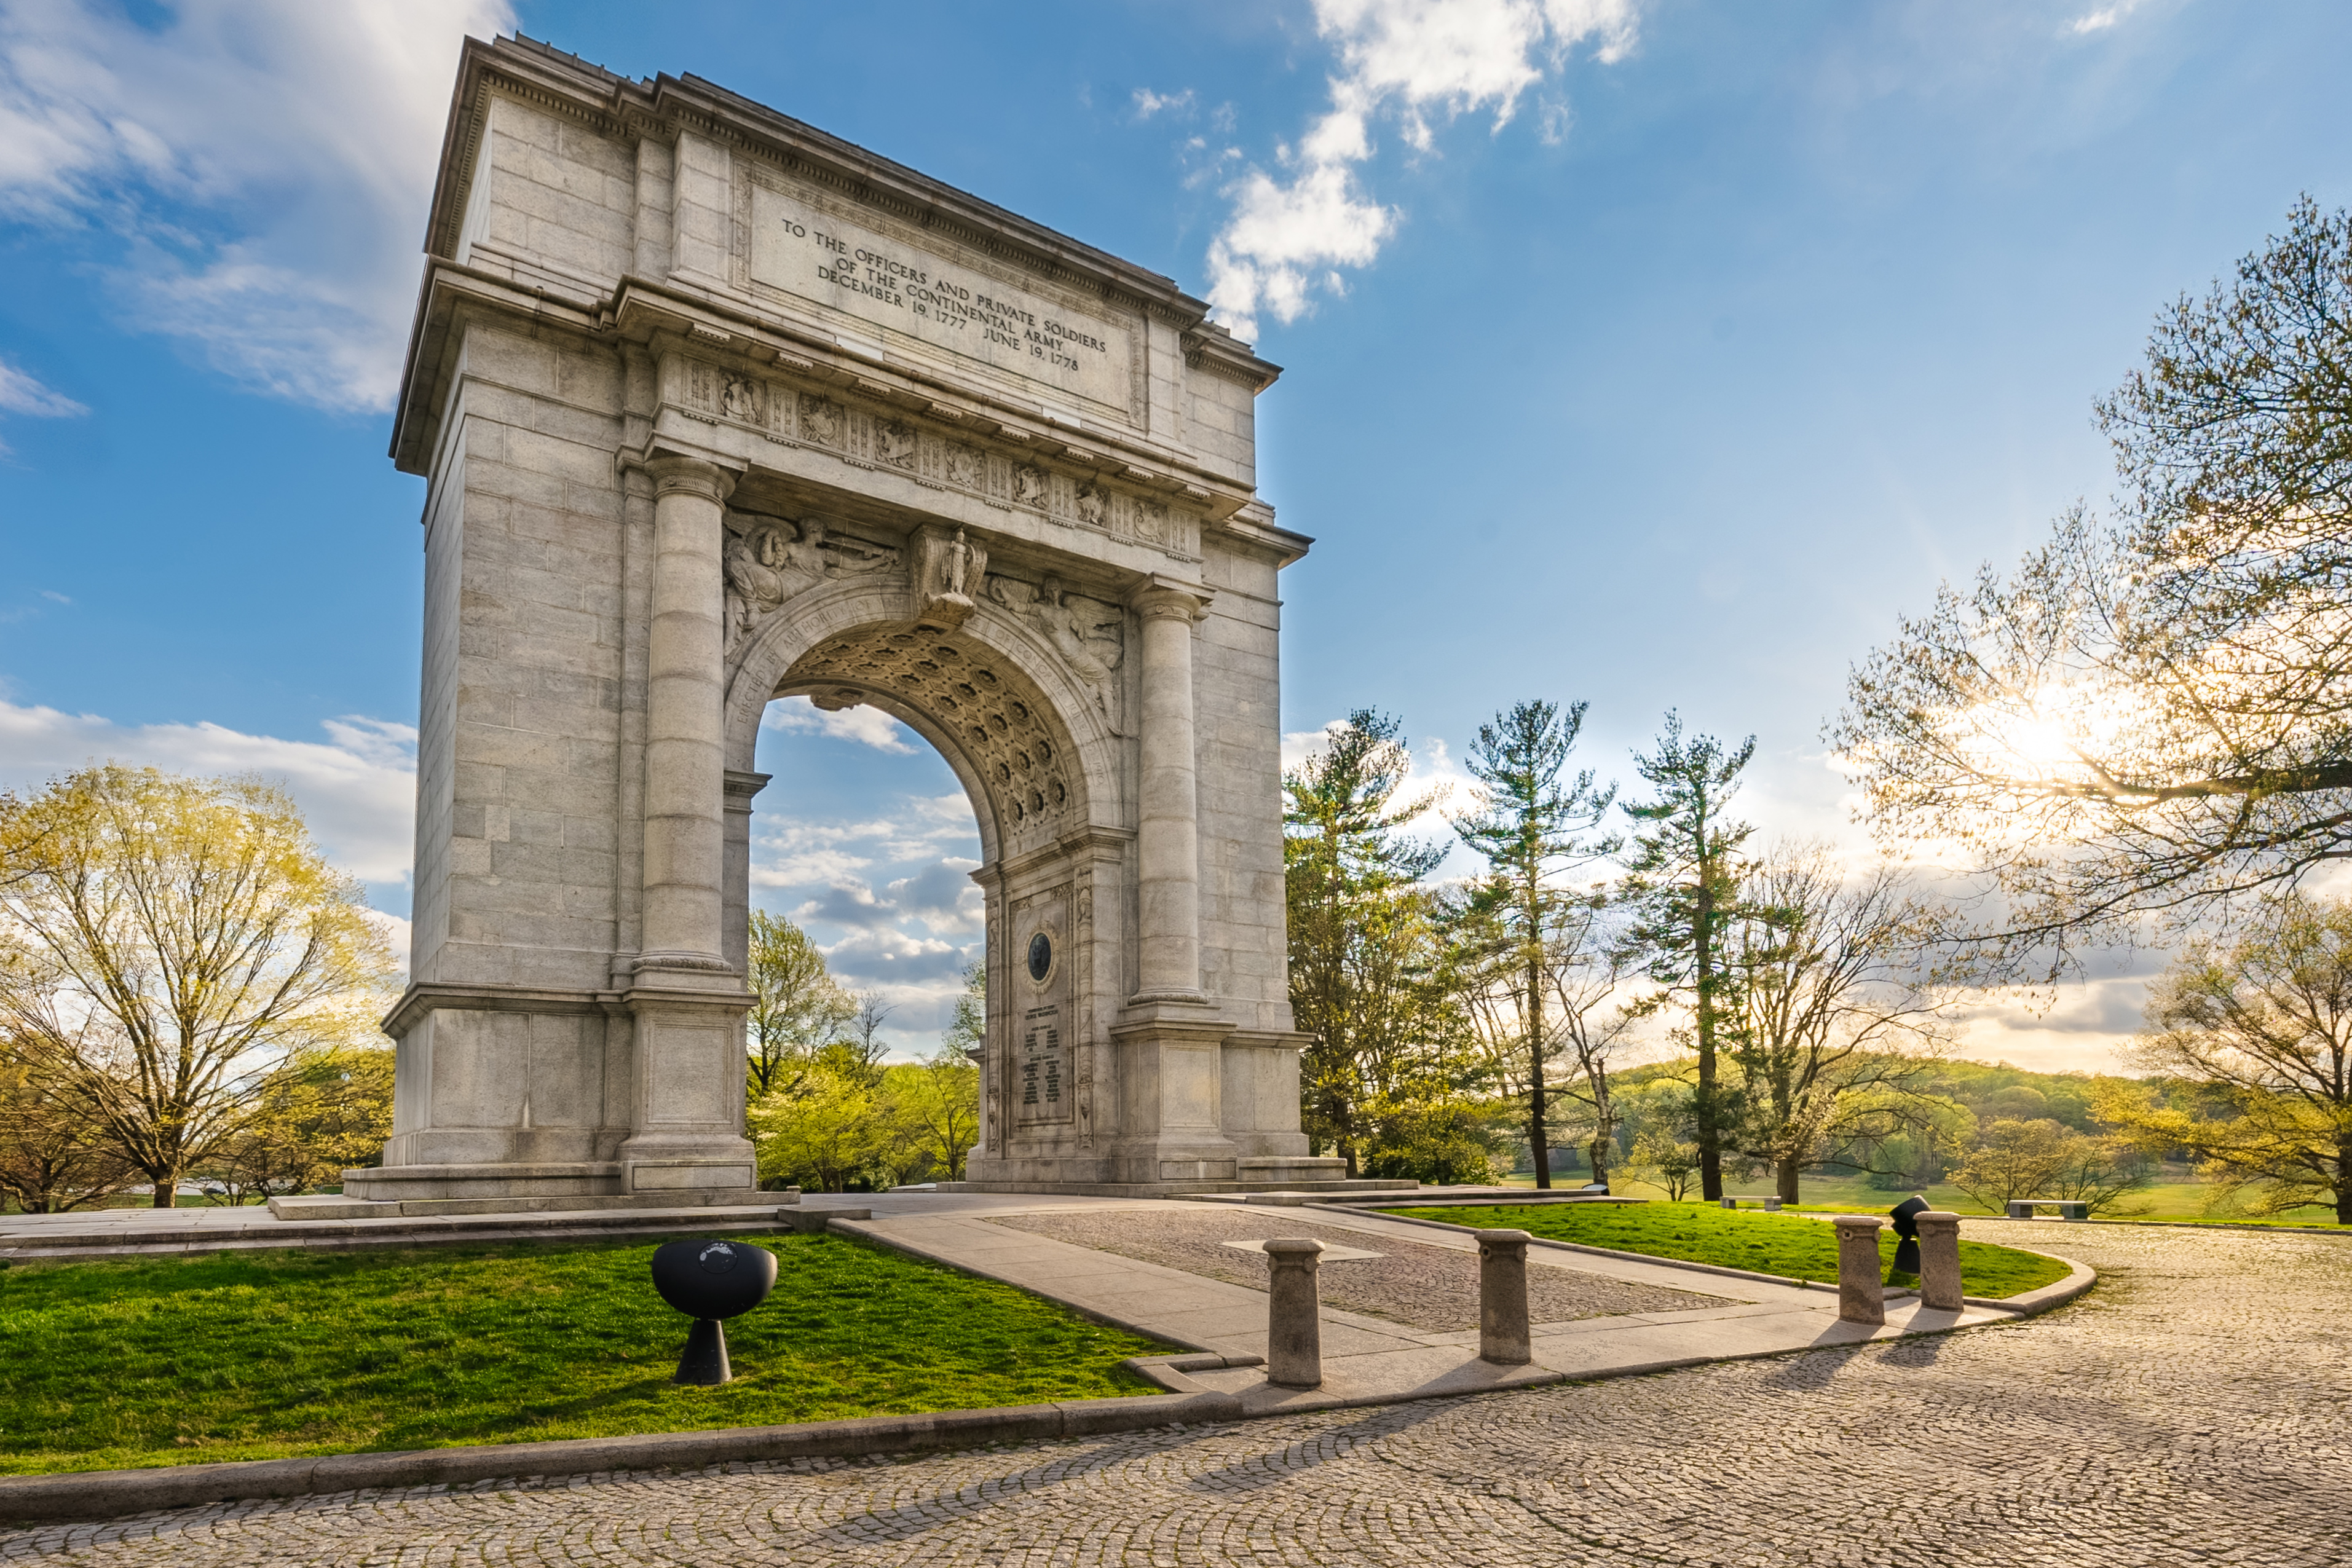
[{"x1": 748, "y1": 183, "x2": 1137, "y2": 422}]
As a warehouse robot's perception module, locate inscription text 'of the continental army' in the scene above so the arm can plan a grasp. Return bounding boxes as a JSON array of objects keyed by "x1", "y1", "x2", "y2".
[{"x1": 748, "y1": 184, "x2": 1134, "y2": 419}]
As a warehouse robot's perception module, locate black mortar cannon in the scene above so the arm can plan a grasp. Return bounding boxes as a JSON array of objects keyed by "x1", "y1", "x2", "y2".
[
  {"x1": 1887, "y1": 1194, "x2": 1928, "y2": 1278},
  {"x1": 649, "y1": 1238, "x2": 778, "y2": 1385}
]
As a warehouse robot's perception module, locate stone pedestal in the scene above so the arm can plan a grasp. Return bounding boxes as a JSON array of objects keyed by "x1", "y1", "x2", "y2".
[
  {"x1": 1916, "y1": 1211, "x2": 1964, "y2": 1310},
  {"x1": 1477, "y1": 1229, "x2": 1533, "y2": 1365},
  {"x1": 1264, "y1": 1239, "x2": 1325, "y2": 1388},
  {"x1": 1834, "y1": 1216, "x2": 1887, "y2": 1326}
]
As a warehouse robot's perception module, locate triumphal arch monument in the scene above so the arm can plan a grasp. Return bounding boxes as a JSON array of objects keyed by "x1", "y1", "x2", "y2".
[{"x1": 341, "y1": 36, "x2": 1386, "y2": 1209}]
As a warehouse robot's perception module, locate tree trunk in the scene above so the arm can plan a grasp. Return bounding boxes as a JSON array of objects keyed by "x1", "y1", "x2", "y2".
[
  {"x1": 1527, "y1": 958, "x2": 1551, "y2": 1190},
  {"x1": 151, "y1": 1181, "x2": 176, "y2": 1209},
  {"x1": 1776, "y1": 1156, "x2": 1801, "y2": 1204},
  {"x1": 1587, "y1": 1136, "x2": 1610, "y2": 1189},
  {"x1": 1693, "y1": 879, "x2": 1723, "y2": 1202}
]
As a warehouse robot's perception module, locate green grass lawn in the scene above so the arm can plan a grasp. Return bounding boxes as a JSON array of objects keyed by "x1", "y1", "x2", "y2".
[
  {"x1": 1494, "y1": 1169, "x2": 2345, "y2": 1225},
  {"x1": 1391, "y1": 1202, "x2": 2074, "y2": 1299},
  {"x1": 0, "y1": 1233, "x2": 1172, "y2": 1476}
]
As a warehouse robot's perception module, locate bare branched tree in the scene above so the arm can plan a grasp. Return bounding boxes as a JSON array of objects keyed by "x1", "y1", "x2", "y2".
[
  {"x1": 1831, "y1": 198, "x2": 2352, "y2": 969},
  {"x1": 1726, "y1": 843, "x2": 1964, "y2": 1202}
]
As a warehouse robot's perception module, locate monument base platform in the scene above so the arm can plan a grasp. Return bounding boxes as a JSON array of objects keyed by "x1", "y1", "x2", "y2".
[
  {"x1": 910, "y1": 1178, "x2": 1421, "y2": 1199},
  {"x1": 269, "y1": 1188, "x2": 779, "y2": 1223}
]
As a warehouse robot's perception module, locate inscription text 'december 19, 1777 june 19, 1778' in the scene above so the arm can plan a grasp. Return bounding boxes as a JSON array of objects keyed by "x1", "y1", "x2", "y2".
[{"x1": 748, "y1": 183, "x2": 1136, "y2": 421}]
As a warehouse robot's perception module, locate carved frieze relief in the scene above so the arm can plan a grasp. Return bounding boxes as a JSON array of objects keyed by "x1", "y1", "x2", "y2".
[{"x1": 676, "y1": 355, "x2": 1199, "y2": 560}]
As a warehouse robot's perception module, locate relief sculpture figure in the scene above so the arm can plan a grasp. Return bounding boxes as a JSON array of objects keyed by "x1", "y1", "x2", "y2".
[
  {"x1": 725, "y1": 516, "x2": 900, "y2": 644},
  {"x1": 989, "y1": 572, "x2": 1126, "y2": 733}
]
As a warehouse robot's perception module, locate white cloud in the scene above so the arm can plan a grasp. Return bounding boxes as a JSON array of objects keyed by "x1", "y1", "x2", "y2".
[
  {"x1": 762, "y1": 695, "x2": 918, "y2": 754},
  {"x1": 0, "y1": 700, "x2": 416, "y2": 887},
  {"x1": 1134, "y1": 86, "x2": 1196, "y2": 119},
  {"x1": 0, "y1": 0, "x2": 514, "y2": 411},
  {"x1": 2068, "y1": 1, "x2": 2146, "y2": 36},
  {"x1": 0, "y1": 357, "x2": 87, "y2": 417},
  {"x1": 1207, "y1": 0, "x2": 1641, "y2": 340}
]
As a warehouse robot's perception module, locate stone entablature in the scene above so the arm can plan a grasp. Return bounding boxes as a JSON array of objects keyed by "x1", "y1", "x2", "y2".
[{"x1": 356, "y1": 35, "x2": 1363, "y2": 1208}]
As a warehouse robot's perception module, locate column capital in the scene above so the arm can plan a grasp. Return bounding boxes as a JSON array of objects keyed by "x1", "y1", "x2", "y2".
[
  {"x1": 641, "y1": 452, "x2": 738, "y2": 504},
  {"x1": 1129, "y1": 575, "x2": 1213, "y2": 621}
]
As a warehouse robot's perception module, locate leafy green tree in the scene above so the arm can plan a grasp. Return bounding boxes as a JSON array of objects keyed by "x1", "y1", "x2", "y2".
[
  {"x1": 0, "y1": 766, "x2": 394, "y2": 1207},
  {"x1": 942, "y1": 958, "x2": 985, "y2": 1061},
  {"x1": 887, "y1": 1048, "x2": 981, "y2": 1181},
  {"x1": 1945, "y1": 1117, "x2": 2150, "y2": 1215},
  {"x1": 1832, "y1": 199, "x2": 2352, "y2": 967},
  {"x1": 1450, "y1": 701, "x2": 1617, "y2": 1188},
  {"x1": 2103, "y1": 892, "x2": 2352, "y2": 1222},
  {"x1": 1285, "y1": 710, "x2": 1456, "y2": 1175},
  {"x1": 203, "y1": 1046, "x2": 396, "y2": 1202},
  {"x1": 745, "y1": 910, "x2": 854, "y2": 1098},
  {"x1": 1619, "y1": 713, "x2": 1757, "y2": 1201}
]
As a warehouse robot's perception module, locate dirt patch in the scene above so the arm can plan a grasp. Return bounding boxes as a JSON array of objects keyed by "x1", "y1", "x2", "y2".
[{"x1": 985, "y1": 1207, "x2": 1727, "y2": 1331}]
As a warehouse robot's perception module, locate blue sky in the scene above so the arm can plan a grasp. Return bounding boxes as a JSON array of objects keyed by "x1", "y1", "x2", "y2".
[{"x1": 3, "y1": 0, "x2": 2348, "y2": 1064}]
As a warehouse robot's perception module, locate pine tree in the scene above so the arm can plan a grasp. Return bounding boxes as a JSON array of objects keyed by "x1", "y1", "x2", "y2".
[
  {"x1": 1619, "y1": 712, "x2": 1758, "y2": 1202},
  {"x1": 1450, "y1": 701, "x2": 1617, "y2": 1189},
  {"x1": 1285, "y1": 710, "x2": 1448, "y2": 1175}
]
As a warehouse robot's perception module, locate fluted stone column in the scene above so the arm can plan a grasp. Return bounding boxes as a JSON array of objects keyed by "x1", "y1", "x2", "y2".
[
  {"x1": 614, "y1": 452, "x2": 756, "y2": 1202},
  {"x1": 1129, "y1": 580, "x2": 1210, "y2": 1003},
  {"x1": 640, "y1": 455, "x2": 734, "y2": 972}
]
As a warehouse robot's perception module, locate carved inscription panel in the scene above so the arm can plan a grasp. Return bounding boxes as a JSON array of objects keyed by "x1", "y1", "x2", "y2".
[
  {"x1": 748, "y1": 182, "x2": 1138, "y2": 424},
  {"x1": 1010, "y1": 887, "x2": 1070, "y2": 1129}
]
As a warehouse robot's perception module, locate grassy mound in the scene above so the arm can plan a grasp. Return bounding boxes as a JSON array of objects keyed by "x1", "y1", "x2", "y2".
[
  {"x1": 0, "y1": 1233, "x2": 1170, "y2": 1476},
  {"x1": 1387, "y1": 1202, "x2": 2074, "y2": 1299}
]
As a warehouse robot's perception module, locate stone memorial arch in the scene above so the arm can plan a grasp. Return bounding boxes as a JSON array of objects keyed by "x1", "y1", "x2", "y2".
[{"x1": 342, "y1": 36, "x2": 1392, "y2": 1210}]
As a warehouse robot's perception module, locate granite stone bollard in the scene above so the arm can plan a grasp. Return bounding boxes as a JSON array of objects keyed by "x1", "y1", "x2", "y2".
[
  {"x1": 1833, "y1": 1216, "x2": 1886, "y2": 1325},
  {"x1": 1476, "y1": 1228, "x2": 1533, "y2": 1365},
  {"x1": 1263, "y1": 1238, "x2": 1326, "y2": 1387},
  {"x1": 1916, "y1": 1211, "x2": 1964, "y2": 1310}
]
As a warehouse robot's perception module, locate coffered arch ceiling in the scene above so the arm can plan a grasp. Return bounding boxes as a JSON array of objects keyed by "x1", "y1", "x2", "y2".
[{"x1": 775, "y1": 623, "x2": 1087, "y2": 861}]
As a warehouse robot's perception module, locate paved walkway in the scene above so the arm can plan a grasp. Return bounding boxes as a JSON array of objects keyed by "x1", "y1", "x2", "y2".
[
  {"x1": 11, "y1": 1219, "x2": 2332, "y2": 1564},
  {"x1": 844, "y1": 1202, "x2": 2014, "y2": 1416}
]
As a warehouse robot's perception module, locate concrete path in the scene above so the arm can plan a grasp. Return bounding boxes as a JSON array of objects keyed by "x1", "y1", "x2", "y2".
[{"x1": 839, "y1": 1200, "x2": 2019, "y2": 1417}]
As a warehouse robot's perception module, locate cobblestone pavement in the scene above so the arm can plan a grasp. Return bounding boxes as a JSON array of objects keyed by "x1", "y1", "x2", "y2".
[
  {"x1": 985, "y1": 1206, "x2": 1727, "y2": 1330},
  {"x1": 7, "y1": 1221, "x2": 2348, "y2": 1566}
]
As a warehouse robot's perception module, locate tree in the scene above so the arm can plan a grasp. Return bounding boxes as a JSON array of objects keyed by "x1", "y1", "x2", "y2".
[
  {"x1": 1945, "y1": 1117, "x2": 2150, "y2": 1215},
  {"x1": 203, "y1": 1046, "x2": 396, "y2": 1203},
  {"x1": 942, "y1": 958, "x2": 985, "y2": 1062},
  {"x1": 2102, "y1": 893, "x2": 2352, "y2": 1223},
  {"x1": 749, "y1": 1061, "x2": 881, "y2": 1192},
  {"x1": 843, "y1": 993, "x2": 895, "y2": 1080},
  {"x1": 1725, "y1": 844, "x2": 1963, "y2": 1202},
  {"x1": 746, "y1": 910, "x2": 854, "y2": 1097},
  {"x1": 888, "y1": 1047, "x2": 981, "y2": 1181},
  {"x1": 0, "y1": 1039, "x2": 133, "y2": 1212},
  {"x1": 1619, "y1": 713, "x2": 1756, "y2": 1201},
  {"x1": 1450, "y1": 701, "x2": 1617, "y2": 1188},
  {"x1": 0, "y1": 767, "x2": 394, "y2": 1207},
  {"x1": 1285, "y1": 710, "x2": 1451, "y2": 1175},
  {"x1": 1831, "y1": 199, "x2": 2352, "y2": 967}
]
